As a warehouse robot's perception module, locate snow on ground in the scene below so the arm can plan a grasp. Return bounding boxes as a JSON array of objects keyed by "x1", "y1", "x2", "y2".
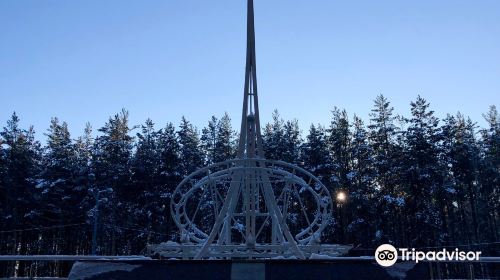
[
  {"x1": 309, "y1": 253, "x2": 338, "y2": 259},
  {"x1": 68, "y1": 262, "x2": 141, "y2": 280}
]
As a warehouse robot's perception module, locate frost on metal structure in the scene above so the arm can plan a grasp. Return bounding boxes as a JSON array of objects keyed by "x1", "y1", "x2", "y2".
[{"x1": 149, "y1": 0, "x2": 351, "y2": 259}]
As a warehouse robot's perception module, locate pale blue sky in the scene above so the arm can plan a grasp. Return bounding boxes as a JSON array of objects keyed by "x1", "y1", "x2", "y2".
[{"x1": 1, "y1": 0, "x2": 499, "y2": 141}]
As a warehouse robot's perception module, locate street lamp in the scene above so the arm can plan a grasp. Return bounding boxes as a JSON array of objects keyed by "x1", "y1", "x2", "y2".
[{"x1": 336, "y1": 190, "x2": 347, "y2": 243}]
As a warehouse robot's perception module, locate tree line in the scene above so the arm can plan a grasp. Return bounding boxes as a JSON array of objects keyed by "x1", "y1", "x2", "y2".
[{"x1": 0, "y1": 95, "x2": 498, "y2": 269}]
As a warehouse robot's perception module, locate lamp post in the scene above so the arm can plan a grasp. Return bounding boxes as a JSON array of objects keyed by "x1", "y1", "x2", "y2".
[{"x1": 336, "y1": 191, "x2": 347, "y2": 243}]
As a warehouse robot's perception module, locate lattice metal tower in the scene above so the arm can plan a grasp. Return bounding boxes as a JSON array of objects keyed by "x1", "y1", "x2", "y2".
[
  {"x1": 150, "y1": 0, "x2": 350, "y2": 259},
  {"x1": 238, "y1": 0, "x2": 263, "y2": 160}
]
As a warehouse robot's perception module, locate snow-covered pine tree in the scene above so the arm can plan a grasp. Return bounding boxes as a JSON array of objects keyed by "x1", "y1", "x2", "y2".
[
  {"x1": 478, "y1": 106, "x2": 500, "y2": 242},
  {"x1": 347, "y1": 115, "x2": 376, "y2": 246},
  {"x1": 439, "y1": 113, "x2": 485, "y2": 246},
  {"x1": 32, "y1": 118, "x2": 88, "y2": 256},
  {"x1": 368, "y1": 95, "x2": 404, "y2": 245},
  {"x1": 368, "y1": 95, "x2": 400, "y2": 193},
  {"x1": 214, "y1": 113, "x2": 236, "y2": 163},
  {"x1": 157, "y1": 123, "x2": 182, "y2": 236},
  {"x1": 94, "y1": 109, "x2": 134, "y2": 196},
  {"x1": 177, "y1": 117, "x2": 204, "y2": 177},
  {"x1": 38, "y1": 118, "x2": 81, "y2": 226},
  {"x1": 74, "y1": 123, "x2": 93, "y2": 195},
  {"x1": 129, "y1": 119, "x2": 167, "y2": 250},
  {"x1": 300, "y1": 124, "x2": 335, "y2": 241},
  {"x1": 438, "y1": 114, "x2": 461, "y2": 245},
  {"x1": 158, "y1": 122, "x2": 181, "y2": 187},
  {"x1": 301, "y1": 124, "x2": 331, "y2": 182},
  {"x1": 262, "y1": 110, "x2": 301, "y2": 163},
  {"x1": 132, "y1": 119, "x2": 160, "y2": 190},
  {"x1": 0, "y1": 123, "x2": 7, "y2": 231},
  {"x1": 403, "y1": 96, "x2": 443, "y2": 247},
  {"x1": 91, "y1": 109, "x2": 134, "y2": 254},
  {"x1": 327, "y1": 107, "x2": 351, "y2": 193},
  {"x1": 263, "y1": 110, "x2": 286, "y2": 160},
  {"x1": 0, "y1": 113, "x2": 42, "y2": 262},
  {"x1": 72, "y1": 123, "x2": 95, "y2": 253},
  {"x1": 326, "y1": 108, "x2": 352, "y2": 243},
  {"x1": 201, "y1": 116, "x2": 218, "y2": 165},
  {"x1": 282, "y1": 119, "x2": 302, "y2": 164},
  {"x1": 201, "y1": 113, "x2": 236, "y2": 165}
]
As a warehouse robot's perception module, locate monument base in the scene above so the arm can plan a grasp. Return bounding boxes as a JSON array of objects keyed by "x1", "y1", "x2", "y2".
[{"x1": 68, "y1": 259, "x2": 429, "y2": 280}]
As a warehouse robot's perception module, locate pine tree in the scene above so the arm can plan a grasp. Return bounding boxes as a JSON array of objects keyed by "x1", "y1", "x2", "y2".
[
  {"x1": 263, "y1": 110, "x2": 286, "y2": 160},
  {"x1": 74, "y1": 123, "x2": 93, "y2": 192},
  {"x1": 0, "y1": 113, "x2": 42, "y2": 261},
  {"x1": 201, "y1": 116, "x2": 218, "y2": 165},
  {"x1": 132, "y1": 119, "x2": 160, "y2": 188},
  {"x1": 1, "y1": 113, "x2": 42, "y2": 228},
  {"x1": 347, "y1": 115, "x2": 376, "y2": 246},
  {"x1": 0, "y1": 127, "x2": 7, "y2": 230},
  {"x1": 93, "y1": 109, "x2": 133, "y2": 197},
  {"x1": 200, "y1": 114, "x2": 236, "y2": 165},
  {"x1": 38, "y1": 118, "x2": 82, "y2": 225},
  {"x1": 478, "y1": 106, "x2": 500, "y2": 242},
  {"x1": 328, "y1": 107, "x2": 351, "y2": 191},
  {"x1": 129, "y1": 119, "x2": 164, "y2": 249},
  {"x1": 368, "y1": 95, "x2": 405, "y2": 245},
  {"x1": 457, "y1": 115, "x2": 480, "y2": 243},
  {"x1": 157, "y1": 123, "x2": 182, "y2": 236},
  {"x1": 262, "y1": 110, "x2": 301, "y2": 163},
  {"x1": 178, "y1": 116, "x2": 204, "y2": 176},
  {"x1": 403, "y1": 96, "x2": 442, "y2": 246},
  {"x1": 439, "y1": 115, "x2": 461, "y2": 245},
  {"x1": 91, "y1": 109, "x2": 134, "y2": 254},
  {"x1": 72, "y1": 123, "x2": 95, "y2": 253},
  {"x1": 301, "y1": 124, "x2": 331, "y2": 185},
  {"x1": 215, "y1": 113, "x2": 236, "y2": 162},
  {"x1": 368, "y1": 94, "x2": 399, "y2": 193},
  {"x1": 300, "y1": 124, "x2": 336, "y2": 241},
  {"x1": 158, "y1": 123, "x2": 181, "y2": 182},
  {"x1": 282, "y1": 119, "x2": 302, "y2": 164}
]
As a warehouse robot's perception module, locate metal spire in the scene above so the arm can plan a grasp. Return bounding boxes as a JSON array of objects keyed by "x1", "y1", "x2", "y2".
[
  {"x1": 150, "y1": 0, "x2": 350, "y2": 260},
  {"x1": 238, "y1": 0, "x2": 263, "y2": 159}
]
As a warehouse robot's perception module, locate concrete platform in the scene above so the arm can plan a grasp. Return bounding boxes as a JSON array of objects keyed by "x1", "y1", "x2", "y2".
[{"x1": 67, "y1": 259, "x2": 429, "y2": 280}]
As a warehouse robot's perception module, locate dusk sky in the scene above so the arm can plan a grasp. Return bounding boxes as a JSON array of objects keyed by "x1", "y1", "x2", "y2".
[{"x1": 1, "y1": 0, "x2": 499, "y2": 141}]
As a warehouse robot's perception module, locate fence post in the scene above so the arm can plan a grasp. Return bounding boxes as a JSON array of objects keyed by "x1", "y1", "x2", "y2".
[{"x1": 468, "y1": 263, "x2": 475, "y2": 280}]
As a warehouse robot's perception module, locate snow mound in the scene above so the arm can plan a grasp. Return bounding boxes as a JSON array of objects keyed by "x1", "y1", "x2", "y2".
[
  {"x1": 68, "y1": 262, "x2": 141, "y2": 280},
  {"x1": 309, "y1": 253, "x2": 337, "y2": 260}
]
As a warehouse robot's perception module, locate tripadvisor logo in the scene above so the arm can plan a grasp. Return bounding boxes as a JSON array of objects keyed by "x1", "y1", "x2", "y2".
[
  {"x1": 375, "y1": 244, "x2": 398, "y2": 267},
  {"x1": 375, "y1": 244, "x2": 482, "y2": 267}
]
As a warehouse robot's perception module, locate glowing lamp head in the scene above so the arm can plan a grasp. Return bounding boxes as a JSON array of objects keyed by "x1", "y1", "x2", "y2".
[{"x1": 336, "y1": 191, "x2": 346, "y2": 202}]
